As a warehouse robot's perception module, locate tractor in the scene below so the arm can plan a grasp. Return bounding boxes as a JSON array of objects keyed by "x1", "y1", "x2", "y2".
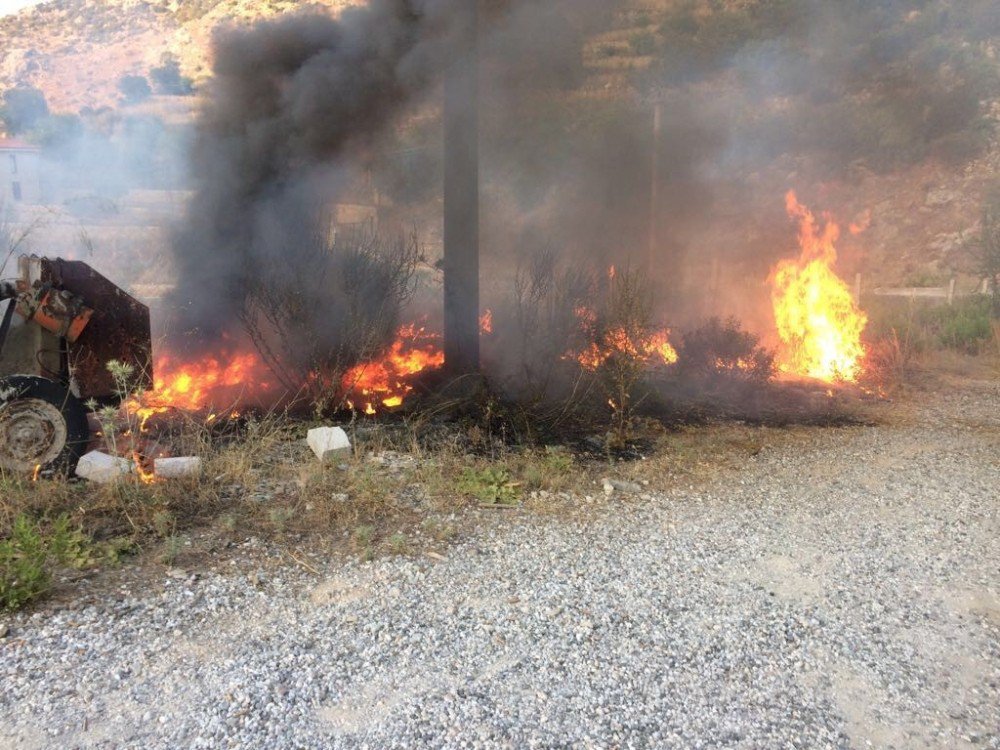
[{"x1": 0, "y1": 255, "x2": 152, "y2": 474}]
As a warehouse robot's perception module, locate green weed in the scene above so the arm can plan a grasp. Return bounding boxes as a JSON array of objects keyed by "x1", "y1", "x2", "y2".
[
  {"x1": 459, "y1": 466, "x2": 521, "y2": 506},
  {"x1": 0, "y1": 514, "x2": 100, "y2": 611}
]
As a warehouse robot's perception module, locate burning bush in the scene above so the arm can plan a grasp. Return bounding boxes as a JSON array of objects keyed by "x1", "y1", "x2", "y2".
[
  {"x1": 675, "y1": 317, "x2": 774, "y2": 384},
  {"x1": 489, "y1": 257, "x2": 681, "y2": 445},
  {"x1": 239, "y1": 228, "x2": 420, "y2": 413},
  {"x1": 503, "y1": 249, "x2": 594, "y2": 403},
  {"x1": 580, "y1": 266, "x2": 669, "y2": 445}
]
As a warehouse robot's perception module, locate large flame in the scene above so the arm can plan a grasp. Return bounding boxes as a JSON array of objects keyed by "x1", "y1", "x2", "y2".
[
  {"x1": 126, "y1": 352, "x2": 266, "y2": 429},
  {"x1": 127, "y1": 324, "x2": 446, "y2": 426},
  {"x1": 770, "y1": 192, "x2": 867, "y2": 382}
]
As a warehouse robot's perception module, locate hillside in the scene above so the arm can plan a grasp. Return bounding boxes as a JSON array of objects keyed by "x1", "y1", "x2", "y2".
[
  {"x1": 1, "y1": 0, "x2": 998, "y2": 292},
  {"x1": 0, "y1": 0, "x2": 358, "y2": 111}
]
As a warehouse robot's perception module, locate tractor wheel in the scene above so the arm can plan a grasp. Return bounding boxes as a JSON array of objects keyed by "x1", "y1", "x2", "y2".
[{"x1": 0, "y1": 376, "x2": 90, "y2": 475}]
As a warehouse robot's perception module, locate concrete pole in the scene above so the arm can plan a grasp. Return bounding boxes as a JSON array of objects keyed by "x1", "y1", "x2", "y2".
[
  {"x1": 648, "y1": 101, "x2": 662, "y2": 272},
  {"x1": 443, "y1": 0, "x2": 481, "y2": 376}
]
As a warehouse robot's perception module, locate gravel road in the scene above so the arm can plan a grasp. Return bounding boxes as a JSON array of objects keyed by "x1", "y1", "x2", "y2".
[{"x1": 2, "y1": 378, "x2": 998, "y2": 750}]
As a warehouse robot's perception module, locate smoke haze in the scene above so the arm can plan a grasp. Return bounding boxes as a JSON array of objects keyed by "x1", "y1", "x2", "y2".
[{"x1": 161, "y1": 0, "x2": 999, "y2": 382}]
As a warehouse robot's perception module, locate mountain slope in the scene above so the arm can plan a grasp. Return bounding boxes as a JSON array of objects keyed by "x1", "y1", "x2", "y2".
[{"x1": 0, "y1": 0, "x2": 357, "y2": 111}]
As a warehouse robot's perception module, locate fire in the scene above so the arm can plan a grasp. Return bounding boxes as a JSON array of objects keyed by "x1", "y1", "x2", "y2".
[
  {"x1": 125, "y1": 323, "x2": 446, "y2": 426},
  {"x1": 570, "y1": 319, "x2": 678, "y2": 371},
  {"x1": 133, "y1": 452, "x2": 156, "y2": 484},
  {"x1": 341, "y1": 323, "x2": 445, "y2": 414},
  {"x1": 126, "y1": 352, "x2": 264, "y2": 429},
  {"x1": 770, "y1": 192, "x2": 867, "y2": 382},
  {"x1": 480, "y1": 309, "x2": 494, "y2": 335}
]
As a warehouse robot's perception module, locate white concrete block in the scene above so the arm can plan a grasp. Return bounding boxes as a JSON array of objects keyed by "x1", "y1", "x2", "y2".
[
  {"x1": 76, "y1": 451, "x2": 134, "y2": 483},
  {"x1": 154, "y1": 457, "x2": 202, "y2": 479},
  {"x1": 307, "y1": 426, "x2": 352, "y2": 461}
]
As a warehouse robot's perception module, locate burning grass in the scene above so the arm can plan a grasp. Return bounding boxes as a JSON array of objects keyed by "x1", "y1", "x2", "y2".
[{"x1": 0, "y1": 363, "x2": 884, "y2": 611}]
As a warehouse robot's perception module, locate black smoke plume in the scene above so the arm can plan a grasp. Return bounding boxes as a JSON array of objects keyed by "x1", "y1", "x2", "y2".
[{"x1": 169, "y1": 0, "x2": 462, "y2": 336}]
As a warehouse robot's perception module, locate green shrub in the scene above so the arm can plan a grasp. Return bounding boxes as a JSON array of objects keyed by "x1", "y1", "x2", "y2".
[
  {"x1": 0, "y1": 516, "x2": 49, "y2": 611},
  {"x1": 0, "y1": 515, "x2": 96, "y2": 611},
  {"x1": 676, "y1": 317, "x2": 775, "y2": 383},
  {"x1": 630, "y1": 32, "x2": 657, "y2": 56},
  {"x1": 925, "y1": 297, "x2": 993, "y2": 354},
  {"x1": 865, "y1": 297, "x2": 994, "y2": 356},
  {"x1": 459, "y1": 467, "x2": 520, "y2": 506}
]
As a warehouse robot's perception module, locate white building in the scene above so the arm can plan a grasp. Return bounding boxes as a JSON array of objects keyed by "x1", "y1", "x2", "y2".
[{"x1": 0, "y1": 137, "x2": 42, "y2": 205}]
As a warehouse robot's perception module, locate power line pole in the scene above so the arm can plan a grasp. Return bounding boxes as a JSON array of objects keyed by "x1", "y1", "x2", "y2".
[
  {"x1": 648, "y1": 101, "x2": 662, "y2": 271},
  {"x1": 443, "y1": 0, "x2": 480, "y2": 376}
]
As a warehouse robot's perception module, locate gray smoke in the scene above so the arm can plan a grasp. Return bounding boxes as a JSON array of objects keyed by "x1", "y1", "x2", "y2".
[{"x1": 167, "y1": 0, "x2": 1000, "y2": 366}]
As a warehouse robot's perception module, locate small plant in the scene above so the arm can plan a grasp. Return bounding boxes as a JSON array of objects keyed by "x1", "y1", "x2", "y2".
[
  {"x1": 521, "y1": 447, "x2": 574, "y2": 492},
  {"x1": 88, "y1": 359, "x2": 147, "y2": 472},
  {"x1": 421, "y1": 518, "x2": 457, "y2": 543},
  {"x1": 508, "y1": 249, "x2": 593, "y2": 404},
  {"x1": 587, "y1": 267, "x2": 657, "y2": 446},
  {"x1": 459, "y1": 466, "x2": 520, "y2": 506},
  {"x1": 268, "y1": 507, "x2": 295, "y2": 533},
  {"x1": 238, "y1": 228, "x2": 420, "y2": 415},
  {"x1": 0, "y1": 515, "x2": 49, "y2": 611},
  {"x1": 45, "y1": 515, "x2": 97, "y2": 570},
  {"x1": 927, "y1": 297, "x2": 994, "y2": 354},
  {"x1": 0, "y1": 514, "x2": 98, "y2": 611},
  {"x1": 151, "y1": 508, "x2": 175, "y2": 539},
  {"x1": 352, "y1": 524, "x2": 376, "y2": 560},
  {"x1": 158, "y1": 534, "x2": 187, "y2": 566},
  {"x1": 101, "y1": 537, "x2": 137, "y2": 566},
  {"x1": 218, "y1": 513, "x2": 238, "y2": 534},
  {"x1": 387, "y1": 532, "x2": 409, "y2": 555}
]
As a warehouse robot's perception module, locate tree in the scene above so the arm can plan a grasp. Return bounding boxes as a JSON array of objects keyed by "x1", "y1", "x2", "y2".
[
  {"x1": 118, "y1": 75, "x2": 152, "y2": 105},
  {"x1": 32, "y1": 113, "x2": 83, "y2": 151},
  {"x1": 0, "y1": 86, "x2": 49, "y2": 135},
  {"x1": 149, "y1": 56, "x2": 194, "y2": 95}
]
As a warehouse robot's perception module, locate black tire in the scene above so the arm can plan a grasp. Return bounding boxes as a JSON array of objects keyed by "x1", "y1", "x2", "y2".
[{"x1": 0, "y1": 375, "x2": 91, "y2": 475}]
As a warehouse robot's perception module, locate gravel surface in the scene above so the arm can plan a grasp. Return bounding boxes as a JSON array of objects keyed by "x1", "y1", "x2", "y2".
[{"x1": 2, "y1": 379, "x2": 998, "y2": 749}]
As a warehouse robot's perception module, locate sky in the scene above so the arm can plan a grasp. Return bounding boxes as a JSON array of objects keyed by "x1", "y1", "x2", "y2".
[{"x1": 0, "y1": 0, "x2": 45, "y2": 17}]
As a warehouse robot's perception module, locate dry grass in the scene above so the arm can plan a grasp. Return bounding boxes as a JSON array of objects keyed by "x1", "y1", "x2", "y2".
[{"x1": 1, "y1": 399, "x2": 800, "y2": 576}]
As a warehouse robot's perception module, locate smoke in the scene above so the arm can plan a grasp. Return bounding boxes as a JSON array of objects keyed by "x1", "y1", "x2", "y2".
[
  {"x1": 164, "y1": 0, "x2": 1000, "y2": 387},
  {"x1": 169, "y1": 0, "x2": 466, "y2": 333}
]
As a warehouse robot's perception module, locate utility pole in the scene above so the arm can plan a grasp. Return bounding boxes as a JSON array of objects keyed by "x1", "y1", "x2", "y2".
[
  {"x1": 443, "y1": 0, "x2": 480, "y2": 376},
  {"x1": 648, "y1": 101, "x2": 662, "y2": 271}
]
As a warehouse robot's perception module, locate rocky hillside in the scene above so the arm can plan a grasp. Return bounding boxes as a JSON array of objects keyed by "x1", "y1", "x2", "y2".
[
  {"x1": 2, "y1": 0, "x2": 998, "y2": 288},
  {"x1": 0, "y1": 0, "x2": 357, "y2": 111}
]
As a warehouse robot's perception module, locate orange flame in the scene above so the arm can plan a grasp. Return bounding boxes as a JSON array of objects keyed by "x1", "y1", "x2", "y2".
[
  {"x1": 126, "y1": 322, "x2": 448, "y2": 425},
  {"x1": 770, "y1": 191, "x2": 867, "y2": 382},
  {"x1": 569, "y1": 313, "x2": 678, "y2": 371},
  {"x1": 126, "y1": 352, "x2": 262, "y2": 430},
  {"x1": 341, "y1": 324, "x2": 445, "y2": 414},
  {"x1": 480, "y1": 309, "x2": 494, "y2": 335},
  {"x1": 133, "y1": 452, "x2": 156, "y2": 484}
]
